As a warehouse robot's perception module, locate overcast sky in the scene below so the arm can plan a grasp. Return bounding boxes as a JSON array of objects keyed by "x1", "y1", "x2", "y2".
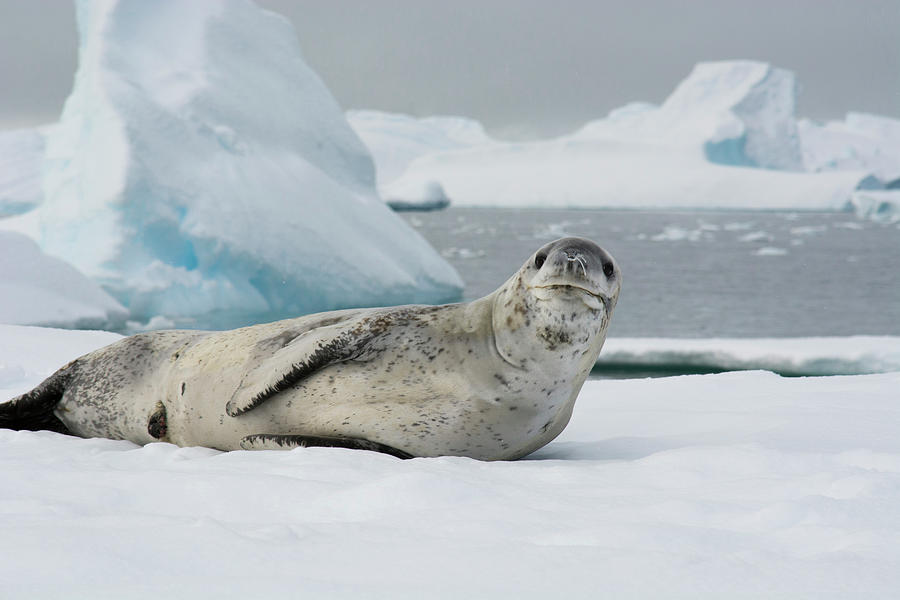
[{"x1": 1, "y1": 0, "x2": 898, "y2": 138}]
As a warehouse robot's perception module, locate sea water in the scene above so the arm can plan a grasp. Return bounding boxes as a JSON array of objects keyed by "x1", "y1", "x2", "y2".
[{"x1": 402, "y1": 208, "x2": 900, "y2": 338}]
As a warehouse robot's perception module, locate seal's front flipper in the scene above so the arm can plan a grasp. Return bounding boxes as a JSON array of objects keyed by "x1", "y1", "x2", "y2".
[
  {"x1": 239, "y1": 433, "x2": 414, "y2": 459},
  {"x1": 226, "y1": 312, "x2": 402, "y2": 417}
]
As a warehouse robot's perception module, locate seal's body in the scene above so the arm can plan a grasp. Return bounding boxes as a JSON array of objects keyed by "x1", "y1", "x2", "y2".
[{"x1": 2, "y1": 238, "x2": 620, "y2": 460}]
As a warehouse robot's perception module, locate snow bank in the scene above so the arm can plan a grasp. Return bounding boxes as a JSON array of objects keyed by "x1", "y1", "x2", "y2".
[
  {"x1": 0, "y1": 127, "x2": 48, "y2": 216},
  {"x1": 2, "y1": 326, "x2": 899, "y2": 598},
  {"x1": 598, "y1": 336, "x2": 900, "y2": 376},
  {"x1": 347, "y1": 110, "x2": 492, "y2": 186},
  {"x1": 0, "y1": 0, "x2": 461, "y2": 330},
  {"x1": 0, "y1": 231, "x2": 127, "y2": 329}
]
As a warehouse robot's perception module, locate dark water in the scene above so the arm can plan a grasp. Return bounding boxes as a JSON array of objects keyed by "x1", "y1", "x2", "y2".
[{"x1": 402, "y1": 208, "x2": 900, "y2": 338}]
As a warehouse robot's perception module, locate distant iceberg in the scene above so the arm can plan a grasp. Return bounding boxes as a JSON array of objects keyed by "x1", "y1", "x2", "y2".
[
  {"x1": 382, "y1": 131, "x2": 869, "y2": 212},
  {"x1": 0, "y1": 0, "x2": 462, "y2": 330},
  {"x1": 378, "y1": 60, "x2": 894, "y2": 218},
  {"x1": 347, "y1": 110, "x2": 492, "y2": 187},
  {"x1": 799, "y1": 112, "x2": 900, "y2": 183},
  {"x1": 575, "y1": 61, "x2": 805, "y2": 171}
]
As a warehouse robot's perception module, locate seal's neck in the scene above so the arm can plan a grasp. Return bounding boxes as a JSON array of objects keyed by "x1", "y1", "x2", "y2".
[{"x1": 489, "y1": 272, "x2": 608, "y2": 374}]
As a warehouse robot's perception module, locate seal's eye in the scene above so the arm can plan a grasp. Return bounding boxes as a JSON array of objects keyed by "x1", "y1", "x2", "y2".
[
  {"x1": 534, "y1": 253, "x2": 546, "y2": 269},
  {"x1": 603, "y1": 262, "x2": 614, "y2": 278}
]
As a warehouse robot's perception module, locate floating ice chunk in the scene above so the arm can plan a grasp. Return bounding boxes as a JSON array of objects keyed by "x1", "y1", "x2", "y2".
[
  {"x1": 788, "y1": 225, "x2": 827, "y2": 236},
  {"x1": 0, "y1": 231, "x2": 127, "y2": 328},
  {"x1": 754, "y1": 246, "x2": 788, "y2": 256},
  {"x1": 848, "y1": 190, "x2": 900, "y2": 223},
  {"x1": 650, "y1": 226, "x2": 710, "y2": 242},
  {"x1": 1, "y1": 0, "x2": 462, "y2": 329},
  {"x1": 383, "y1": 180, "x2": 451, "y2": 211}
]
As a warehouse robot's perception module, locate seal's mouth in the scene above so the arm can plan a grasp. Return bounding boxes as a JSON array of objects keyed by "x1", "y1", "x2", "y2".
[{"x1": 532, "y1": 283, "x2": 607, "y2": 311}]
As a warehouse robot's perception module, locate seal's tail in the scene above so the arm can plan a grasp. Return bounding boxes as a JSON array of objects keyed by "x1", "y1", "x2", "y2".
[{"x1": 0, "y1": 362, "x2": 77, "y2": 434}]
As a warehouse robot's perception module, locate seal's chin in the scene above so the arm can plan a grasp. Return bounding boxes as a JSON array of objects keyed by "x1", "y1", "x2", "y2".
[{"x1": 531, "y1": 284, "x2": 606, "y2": 311}]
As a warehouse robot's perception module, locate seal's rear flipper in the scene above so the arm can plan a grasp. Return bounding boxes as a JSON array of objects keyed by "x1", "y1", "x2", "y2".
[
  {"x1": 0, "y1": 361, "x2": 76, "y2": 434},
  {"x1": 239, "y1": 433, "x2": 413, "y2": 459}
]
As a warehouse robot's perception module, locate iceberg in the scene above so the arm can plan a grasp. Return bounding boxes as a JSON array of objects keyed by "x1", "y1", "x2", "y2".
[
  {"x1": 848, "y1": 190, "x2": 900, "y2": 223},
  {"x1": 574, "y1": 61, "x2": 805, "y2": 170},
  {"x1": 799, "y1": 112, "x2": 900, "y2": 183},
  {"x1": 1, "y1": 0, "x2": 461, "y2": 329},
  {"x1": 346, "y1": 110, "x2": 492, "y2": 186},
  {"x1": 0, "y1": 127, "x2": 49, "y2": 217},
  {"x1": 0, "y1": 231, "x2": 127, "y2": 329},
  {"x1": 383, "y1": 133, "x2": 869, "y2": 211},
  {"x1": 384, "y1": 61, "x2": 878, "y2": 213},
  {"x1": 383, "y1": 179, "x2": 451, "y2": 212}
]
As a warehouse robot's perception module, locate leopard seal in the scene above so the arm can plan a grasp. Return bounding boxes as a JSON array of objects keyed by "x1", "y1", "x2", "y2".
[{"x1": 1, "y1": 237, "x2": 621, "y2": 460}]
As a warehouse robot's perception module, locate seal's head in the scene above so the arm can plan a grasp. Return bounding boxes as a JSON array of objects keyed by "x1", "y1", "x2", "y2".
[
  {"x1": 492, "y1": 237, "x2": 621, "y2": 370},
  {"x1": 526, "y1": 237, "x2": 620, "y2": 314}
]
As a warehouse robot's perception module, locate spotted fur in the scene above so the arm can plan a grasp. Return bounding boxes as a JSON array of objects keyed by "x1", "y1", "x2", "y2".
[{"x1": 1, "y1": 237, "x2": 621, "y2": 460}]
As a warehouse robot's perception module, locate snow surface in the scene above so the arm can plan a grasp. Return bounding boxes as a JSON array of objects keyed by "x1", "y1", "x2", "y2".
[
  {"x1": 0, "y1": 127, "x2": 48, "y2": 216},
  {"x1": 598, "y1": 336, "x2": 900, "y2": 376},
  {"x1": 0, "y1": 231, "x2": 127, "y2": 329},
  {"x1": 0, "y1": 0, "x2": 462, "y2": 330},
  {"x1": 2, "y1": 325, "x2": 899, "y2": 598}
]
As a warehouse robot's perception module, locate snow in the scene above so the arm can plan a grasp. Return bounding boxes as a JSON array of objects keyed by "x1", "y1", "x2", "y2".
[
  {"x1": 0, "y1": 127, "x2": 48, "y2": 217},
  {"x1": 0, "y1": 231, "x2": 127, "y2": 329},
  {"x1": 0, "y1": 0, "x2": 462, "y2": 330},
  {"x1": 598, "y1": 336, "x2": 900, "y2": 376},
  {"x1": 2, "y1": 325, "x2": 899, "y2": 598}
]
